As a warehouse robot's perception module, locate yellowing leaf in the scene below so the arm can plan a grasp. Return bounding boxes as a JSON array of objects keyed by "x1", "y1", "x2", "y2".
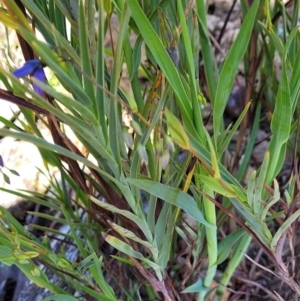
[{"x1": 164, "y1": 108, "x2": 189, "y2": 149}]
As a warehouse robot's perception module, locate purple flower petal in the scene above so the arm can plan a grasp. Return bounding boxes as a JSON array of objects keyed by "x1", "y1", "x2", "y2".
[
  {"x1": 0, "y1": 155, "x2": 3, "y2": 167},
  {"x1": 12, "y1": 59, "x2": 42, "y2": 77},
  {"x1": 32, "y1": 66, "x2": 46, "y2": 96}
]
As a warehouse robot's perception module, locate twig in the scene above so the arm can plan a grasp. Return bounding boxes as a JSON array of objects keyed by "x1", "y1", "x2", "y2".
[
  {"x1": 0, "y1": 89, "x2": 50, "y2": 115},
  {"x1": 237, "y1": 276, "x2": 282, "y2": 301}
]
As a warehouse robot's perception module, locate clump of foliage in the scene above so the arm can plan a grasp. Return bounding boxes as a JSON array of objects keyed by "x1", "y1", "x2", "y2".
[{"x1": 0, "y1": 0, "x2": 299, "y2": 300}]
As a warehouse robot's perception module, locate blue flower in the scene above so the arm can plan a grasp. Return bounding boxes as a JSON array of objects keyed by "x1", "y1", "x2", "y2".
[{"x1": 13, "y1": 59, "x2": 46, "y2": 96}]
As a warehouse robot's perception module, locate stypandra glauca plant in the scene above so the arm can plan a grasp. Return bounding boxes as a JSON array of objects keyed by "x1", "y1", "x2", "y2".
[{"x1": 0, "y1": 0, "x2": 299, "y2": 300}]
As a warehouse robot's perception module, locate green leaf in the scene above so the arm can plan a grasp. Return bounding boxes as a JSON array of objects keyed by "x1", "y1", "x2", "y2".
[
  {"x1": 213, "y1": 0, "x2": 259, "y2": 139},
  {"x1": 17, "y1": 262, "x2": 65, "y2": 294},
  {"x1": 127, "y1": 179, "x2": 214, "y2": 228},
  {"x1": 195, "y1": 0, "x2": 218, "y2": 103},
  {"x1": 164, "y1": 108, "x2": 190, "y2": 149},
  {"x1": 175, "y1": 226, "x2": 191, "y2": 247},
  {"x1": 219, "y1": 233, "x2": 251, "y2": 292},
  {"x1": 266, "y1": 62, "x2": 291, "y2": 184},
  {"x1": 79, "y1": 1, "x2": 96, "y2": 105},
  {"x1": 197, "y1": 175, "x2": 237, "y2": 198},
  {"x1": 271, "y1": 208, "x2": 300, "y2": 252},
  {"x1": 41, "y1": 295, "x2": 79, "y2": 301},
  {"x1": 177, "y1": 0, "x2": 204, "y2": 137},
  {"x1": 261, "y1": 179, "x2": 280, "y2": 221},
  {"x1": 77, "y1": 253, "x2": 96, "y2": 273},
  {"x1": 7, "y1": 168, "x2": 20, "y2": 176},
  {"x1": 189, "y1": 133, "x2": 244, "y2": 191},
  {"x1": 246, "y1": 170, "x2": 256, "y2": 208},
  {"x1": 103, "y1": 233, "x2": 144, "y2": 259},
  {"x1": 2, "y1": 172, "x2": 10, "y2": 184},
  {"x1": 253, "y1": 152, "x2": 269, "y2": 215},
  {"x1": 90, "y1": 196, "x2": 152, "y2": 242},
  {"x1": 218, "y1": 101, "x2": 251, "y2": 156},
  {"x1": 236, "y1": 102, "x2": 261, "y2": 181},
  {"x1": 217, "y1": 229, "x2": 246, "y2": 264},
  {"x1": 182, "y1": 279, "x2": 208, "y2": 293},
  {"x1": 86, "y1": 242, "x2": 116, "y2": 299},
  {"x1": 0, "y1": 246, "x2": 15, "y2": 264},
  {"x1": 231, "y1": 198, "x2": 272, "y2": 246},
  {"x1": 126, "y1": 0, "x2": 195, "y2": 133},
  {"x1": 108, "y1": 220, "x2": 158, "y2": 259}
]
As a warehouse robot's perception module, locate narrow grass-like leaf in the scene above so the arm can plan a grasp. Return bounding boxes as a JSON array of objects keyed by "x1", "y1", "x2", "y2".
[
  {"x1": 0, "y1": 188, "x2": 61, "y2": 211},
  {"x1": 218, "y1": 233, "x2": 251, "y2": 294},
  {"x1": 236, "y1": 102, "x2": 261, "y2": 181},
  {"x1": 164, "y1": 108, "x2": 190, "y2": 149},
  {"x1": 175, "y1": 226, "x2": 191, "y2": 247},
  {"x1": 0, "y1": 117, "x2": 20, "y2": 131},
  {"x1": 26, "y1": 212, "x2": 66, "y2": 224},
  {"x1": 0, "y1": 207, "x2": 37, "y2": 239},
  {"x1": 231, "y1": 198, "x2": 272, "y2": 246},
  {"x1": 127, "y1": 179, "x2": 214, "y2": 228},
  {"x1": 79, "y1": 0, "x2": 96, "y2": 105},
  {"x1": 195, "y1": 0, "x2": 218, "y2": 103},
  {"x1": 61, "y1": 206, "x2": 87, "y2": 258},
  {"x1": 77, "y1": 253, "x2": 96, "y2": 272},
  {"x1": 108, "y1": 3, "x2": 131, "y2": 169},
  {"x1": 197, "y1": 175, "x2": 237, "y2": 198},
  {"x1": 3, "y1": 69, "x2": 120, "y2": 177},
  {"x1": 261, "y1": 179, "x2": 280, "y2": 221},
  {"x1": 0, "y1": 10, "x2": 19, "y2": 29},
  {"x1": 246, "y1": 171, "x2": 256, "y2": 208},
  {"x1": 71, "y1": 280, "x2": 118, "y2": 301},
  {"x1": 17, "y1": 29, "x2": 93, "y2": 108},
  {"x1": 258, "y1": 22, "x2": 285, "y2": 61},
  {"x1": 253, "y1": 152, "x2": 269, "y2": 215},
  {"x1": 182, "y1": 222, "x2": 197, "y2": 240},
  {"x1": 218, "y1": 101, "x2": 251, "y2": 156},
  {"x1": 103, "y1": 234, "x2": 144, "y2": 259},
  {"x1": 266, "y1": 62, "x2": 291, "y2": 184},
  {"x1": 86, "y1": 242, "x2": 116, "y2": 299},
  {"x1": 182, "y1": 279, "x2": 207, "y2": 293},
  {"x1": 30, "y1": 77, "x2": 97, "y2": 123},
  {"x1": 53, "y1": 0, "x2": 78, "y2": 28},
  {"x1": 213, "y1": 0, "x2": 259, "y2": 139},
  {"x1": 204, "y1": 129, "x2": 220, "y2": 178},
  {"x1": 189, "y1": 133, "x2": 244, "y2": 192},
  {"x1": 18, "y1": 0, "x2": 79, "y2": 61},
  {"x1": 217, "y1": 229, "x2": 246, "y2": 264},
  {"x1": 157, "y1": 209, "x2": 174, "y2": 271},
  {"x1": 95, "y1": 0, "x2": 107, "y2": 139},
  {"x1": 53, "y1": 2, "x2": 67, "y2": 38},
  {"x1": 0, "y1": 128, "x2": 143, "y2": 231},
  {"x1": 108, "y1": 220, "x2": 158, "y2": 259},
  {"x1": 90, "y1": 196, "x2": 152, "y2": 242},
  {"x1": 40, "y1": 296, "x2": 79, "y2": 301},
  {"x1": 130, "y1": 87, "x2": 169, "y2": 198},
  {"x1": 126, "y1": 0, "x2": 195, "y2": 133},
  {"x1": 2, "y1": 0, "x2": 31, "y2": 30},
  {"x1": 290, "y1": 49, "x2": 300, "y2": 109},
  {"x1": 177, "y1": 0, "x2": 204, "y2": 136},
  {"x1": 201, "y1": 183, "x2": 217, "y2": 289},
  {"x1": 271, "y1": 208, "x2": 300, "y2": 252},
  {"x1": 154, "y1": 202, "x2": 170, "y2": 250}
]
